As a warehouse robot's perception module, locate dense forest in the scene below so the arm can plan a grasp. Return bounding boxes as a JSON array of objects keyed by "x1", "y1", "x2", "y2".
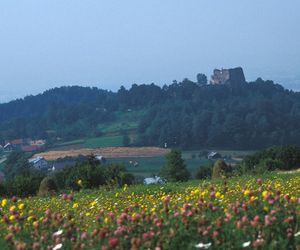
[{"x1": 1, "y1": 76, "x2": 300, "y2": 149}]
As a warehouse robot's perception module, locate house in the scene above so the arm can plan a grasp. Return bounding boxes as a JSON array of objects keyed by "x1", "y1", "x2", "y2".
[
  {"x1": 29, "y1": 156, "x2": 48, "y2": 170},
  {"x1": 3, "y1": 143, "x2": 14, "y2": 152},
  {"x1": 144, "y1": 176, "x2": 163, "y2": 185},
  {"x1": 51, "y1": 160, "x2": 77, "y2": 171},
  {"x1": 96, "y1": 155, "x2": 106, "y2": 164},
  {"x1": 9, "y1": 139, "x2": 25, "y2": 150},
  {"x1": 29, "y1": 139, "x2": 46, "y2": 147},
  {"x1": 21, "y1": 145, "x2": 38, "y2": 152},
  {"x1": 207, "y1": 151, "x2": 222, "y2": 160}
]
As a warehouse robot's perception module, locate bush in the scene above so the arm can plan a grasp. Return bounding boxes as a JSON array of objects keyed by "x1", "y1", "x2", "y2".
[
  {"x1": 4, "y1": 169, "x2": 46, "y2": 196},
  {"x1": 52, "y1": 157, "x2": 133, "y2": 191},
  {"x1": 212, "y1": 160, "x2": 232, "y2": 179},
  {"x1": 196, "y1": 163, "x2": 213, "y2": 180},
  {"x1": 38, "y1": 177, "x2": 58, "y2": 196},
  {"x1": 105, "y1": 164, "x2": 134, "y2": 187},
  {"x1": 237, "y1": 145, "x2": 300, "y2": 174},
  {"x1": 160, "y1": 150, "x2": 190, "y2": 182}
]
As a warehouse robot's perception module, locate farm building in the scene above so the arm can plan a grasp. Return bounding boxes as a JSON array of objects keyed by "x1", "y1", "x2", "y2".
[
  {"x1": 96, "y1": 155, "x2": 107, "y2": 163},
  {"x1": 29, "y1": 156, "x2": 48, "y2": 170},
  {"x1": 144, "y1": 176, "x2": 163, "y2": 185},
  {"x1": 207, "y1": 151, "x2": 222, "y2": 160},
  {"x1": 3, "y1": 143, "x2": 14, "y2": 152}
]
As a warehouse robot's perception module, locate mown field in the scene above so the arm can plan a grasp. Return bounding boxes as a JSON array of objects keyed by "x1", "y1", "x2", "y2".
[{"x1": 0, "y1": 172, "x2": 299, "y2": 249}]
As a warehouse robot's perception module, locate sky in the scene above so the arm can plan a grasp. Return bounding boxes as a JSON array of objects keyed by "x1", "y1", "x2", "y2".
[{"x1": 0, "y1": 0, "x2": 300, "y2": 103}]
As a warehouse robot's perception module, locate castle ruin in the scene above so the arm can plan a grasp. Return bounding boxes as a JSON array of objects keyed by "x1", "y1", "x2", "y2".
[{"x1": 210, "y1": 67, "x2": 246, "y2": 85}]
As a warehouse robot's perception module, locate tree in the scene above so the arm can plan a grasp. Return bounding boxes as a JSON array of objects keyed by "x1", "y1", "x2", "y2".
[
  {"x1": 160, "y1": 150, "x2": 190, "y2": 182},
  {"x1": 196, "y1": 162, "x2": 213, "y2": 179},
  {"x1": 196, "y1": 73, "x2": 207, "y2": 85},
  {"x1": 4, "y1": 152, "x2": 31, "y2": 179}
]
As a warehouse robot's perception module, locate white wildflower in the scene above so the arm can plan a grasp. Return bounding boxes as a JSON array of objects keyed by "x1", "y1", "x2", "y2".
[
  {"x1": 53, "y1": 229, "x2": 63, "y2": 236},
  {"x1": 53, "y1": 243, "x2": 63, "y2": 250},
  {"x1": 195, "y1": 242, "x2": 212, "y2": 249},
  {"x1": 242, "y1": 241, "x2": 251, "y2": 247},
  {"x1": 295, "y1": 231, "x2": 300, "y2": 237}
]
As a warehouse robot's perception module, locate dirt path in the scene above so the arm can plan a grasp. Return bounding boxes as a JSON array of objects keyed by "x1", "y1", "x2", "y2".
[{"x1": 34, "y1": 147, "x2": 169, "y2": 161}]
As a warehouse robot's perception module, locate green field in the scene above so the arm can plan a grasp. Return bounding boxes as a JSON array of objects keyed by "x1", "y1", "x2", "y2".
[
  {"x1": 107, "y1": 155, "x2": 210, "y2": 177},
  {"x1": 52, "y1": 109, "x2": 146, "y2": 149},
  {"x1": 55, "y1": 139, "x2": 85, "y2": 147},
  {"x1": 83, "y1": 135, "x2": 123, "y2": 148},
  {"x1": 97, "y1": 109, "x2": 145, "y2": 134}
]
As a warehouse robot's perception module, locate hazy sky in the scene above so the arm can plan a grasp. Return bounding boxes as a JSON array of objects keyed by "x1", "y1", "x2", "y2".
[{"x1": 1, "y1": 0, "x2": 300, "y2": 102}]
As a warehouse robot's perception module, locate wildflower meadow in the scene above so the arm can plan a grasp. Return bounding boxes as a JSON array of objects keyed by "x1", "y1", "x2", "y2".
[{"x1": 0, "y1": 173, "x2": 299, "y2": 249}]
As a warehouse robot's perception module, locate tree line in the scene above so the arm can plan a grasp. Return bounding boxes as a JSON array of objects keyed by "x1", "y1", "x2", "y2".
[{"x1": 1, "y1": 76, "x2": 300, "y2": 149}]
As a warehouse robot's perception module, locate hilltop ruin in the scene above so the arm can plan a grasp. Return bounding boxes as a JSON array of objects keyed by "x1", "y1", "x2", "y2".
[{"x1": 210, "y1": 67, "x2": 246, "y2": 85}]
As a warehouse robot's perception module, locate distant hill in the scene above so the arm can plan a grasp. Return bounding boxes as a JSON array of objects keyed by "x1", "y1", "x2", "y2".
[{"x1": 1, "y1": 77, "x2": 300, "y2": 149}]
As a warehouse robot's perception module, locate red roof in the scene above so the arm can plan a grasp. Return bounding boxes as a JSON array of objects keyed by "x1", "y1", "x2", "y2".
[
  {"x1": 10, "y1": 139, "x2": 24, "y2": 145},
  {"x1": 21, "y1": 145, "x2": 38, "y2": 152}
]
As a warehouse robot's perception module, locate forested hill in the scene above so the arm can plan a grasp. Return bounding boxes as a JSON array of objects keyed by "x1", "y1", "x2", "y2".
[{"x1": 1, "y1": 77, "x2": 300, "y2": 149}]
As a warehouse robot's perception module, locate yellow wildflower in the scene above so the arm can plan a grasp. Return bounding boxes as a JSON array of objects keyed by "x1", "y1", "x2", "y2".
[
  {"x1": 215, "y1": 191, "x2": 221, "y2": 198},
  {"x1": 18, "y1": 203, "x2": 25, "y2": 210},
  {"x1": 90, "y1": 201, "x2": 97, "y2": 207},
  {"x1": 1, "y1": 199, "x2": 7, "y2": 207},
  {"x1": 73, "y1": 203, "x2": 78, "y2": 209},
  {"x1": 9, "y1": 205, "x2": 16, "y2": 212},
  {"x1": 244, "y1": 190, "x2": 250, "y2": 196}
]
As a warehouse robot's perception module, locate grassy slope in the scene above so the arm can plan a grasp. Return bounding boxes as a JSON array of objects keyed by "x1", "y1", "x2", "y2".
[{"x1": 53, "y1": 109, "x2": 146, "y2": 149}]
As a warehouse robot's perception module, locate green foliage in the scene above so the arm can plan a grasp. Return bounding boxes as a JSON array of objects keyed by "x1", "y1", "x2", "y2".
[
  {"x1": 122, "y1": 134, "x2": 131, "y2": 146},
  {"x1": 2, "y1": 169, "x2": 46, "y2": 197},
  {"x1": 160, "y1": 150, "x2": 190, "y2": 182},
  {"x1": 3, "y1": 151, "x2": 31, "y2": 179},
  {"x1": 196, "y1": 162, "x2": 213, "y2": 179},
  {"x1": 212, "y1": 160, "x2": 232, "y2": 179},
  {"x1": 51, "y1": 156, "x2": 134, "y2": 192},
  {"x1": 38, "y1": 176, "x2": 58, "y2": 196},
  {"x1": 137, "y1": 78, "x2": 300, "y2": 149},
  {"x1": 83, "y1": 135, "x2": 123, "y2": 148},
  {"x1": 105, "y1": 163, "x2": 134, "y2": 187},
  {"x1": 196, "y1": 73, "x2": 207, "y2": 85},
  {"x1": 1, "y1": 78, "x2": 300, "y2": 150},
  {"x1": 238, "y1": 145, "x2": 300, "y2": 174}
]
